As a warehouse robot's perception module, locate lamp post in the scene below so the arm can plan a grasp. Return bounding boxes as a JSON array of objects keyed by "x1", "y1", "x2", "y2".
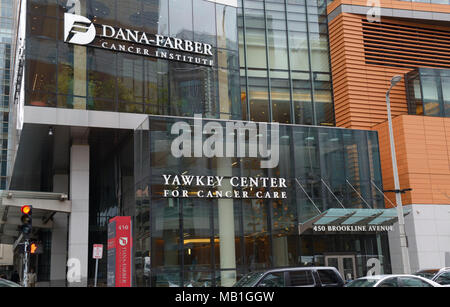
[{"x1": 386, "y1": 75, "x2": 411, "y2": 274}]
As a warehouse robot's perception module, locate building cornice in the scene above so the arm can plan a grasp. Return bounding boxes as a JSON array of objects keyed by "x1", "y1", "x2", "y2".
[{"x1": 328, "y1": 3, "x2": 450, "y2": 23}]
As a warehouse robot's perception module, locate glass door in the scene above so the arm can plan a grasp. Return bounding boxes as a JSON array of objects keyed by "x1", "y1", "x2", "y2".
[{"x1": 324, "y1": 255, "x2": 357, "y2": 281}]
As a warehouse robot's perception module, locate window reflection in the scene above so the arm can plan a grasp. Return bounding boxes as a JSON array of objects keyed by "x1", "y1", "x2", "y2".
[
  {"x1": 243, "y1": 200, "x2": 270, "y2": 271},
  {"x1": 183, "y1": 200, "x2": 213, "y2": 270},
  {"x1": 169, "y1": 0, "x2": 193, "y2": 40},
  {"x1": 26, "y1": 38, "x2": 58, "y2": 104},
  {"x1": 87, "y1": 48, "x2": 116, "y2": 110},
  {"x1": 152, "y1": 198, "x2": 181, "y2": 270},
  {"x1": 87, "y1": 0, "x2": 115, "y2": 25},
  {"x1": 144, "y1": 59, "x2": 169, "y2": 114},
  {"x1": 405, "y1": 68, "x2": 450, "y2": 118}
]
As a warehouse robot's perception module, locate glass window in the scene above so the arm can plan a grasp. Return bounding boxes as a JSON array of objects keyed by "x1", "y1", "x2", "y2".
[
  {"x1": 28, "y1": 0, "x2": 58, "y2": 17},
  {"x1": 168, "y1": 62, "x2": 216, "y2": 117},
  {"x1": 271, "y1": 71, "x2": 291, "y2": 124},
  {"x1": 399, "y1": 277, "x2": 433, "y2": 287},
  {"x1": 144, "y1": 59, "x2": 169, "y2": 115},
  {"x1": 378, "y1": 277, "x2": 399, "y2": 287},
  {"x1": 266, "y1": 6, "x2": 288, "y2": 71},
  {"x1": 243, "y1": 199, "x2": 271, "y2": 271},
  {"x1": 421, "y1": 75, "x2": 441, "y2": 116},
  {"x1": 194, "y1": 0, "x2": 216, "y2": 47},
  {"x1": 288, "y1": 31, "x2": 309, "y2": 72},
  {"x1": 169, "y1": 0, "x2": 193, "y2": 40},
  {"x1": 292, "y1": 73, "x2": 313, "y2": 125},
  {"x1": 87, "y1": 0, "x2": 116, "y2": 25},
  {"x1": 87, "y1": 48, "x2": 117, "y2": 110},
  {"x1": 117, "y1": 0, "x2": 142, "y2": 28},
  {"x1": 317, "y1": 269, "x2": 340, "y2": 285},
  {"x1": 346, "y1": 278, "x2": 378, "y2": 287},
  {"x1": 244, "y1": 28, "x2": 267, "y2": 69},
  {"x1": 217, "y1": 4, "x2": 238, "y2": 51},
  {"x1": 441, "y1": 77, "x2": 450, "y2": 117},
  {"x1": 289, "y1": 270, "x2": 315, "y2": 286},
  {"x1": 257, "y1": 272, "x2": 285, "y2": 287},
  {"x1": 309, "y1": 33, "x2": 330, "y2": 73},
  {"x1": 26, "y1": 38, "x2": 58, "y2": 98},
  {"x1": 314, "y1": 78, "x2": 334, "y2": 126},
  {"x1": 28, "y1": 15, "x2": 57, "y2": 40},
  {"x1": 143, "y1": 0, "x2": 169, "y2": 35},
  {"x1": 435, "y1": 272, "x2": 450, "y2": 285},
  {"x1": 27, "y1": 91, "x2": 57, "y2": 107},
  {"x1": 117, "y1": 54, "x2": 144, "y2": 104},
  {"x1": 58, "y1": 42, "x2": 74, "y2": 96},
  {"x1": 183, "y1": 200, "x2": 213, "y2": 270},
  {"x1": 247, "y1": 69, "x2": 269, "y2": 122},
  {"x1": 151, "y1": 198, "x2": 181, "y2": 270}
]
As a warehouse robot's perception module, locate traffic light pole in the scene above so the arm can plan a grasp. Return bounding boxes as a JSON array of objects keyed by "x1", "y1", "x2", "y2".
[{"x1": 23, "y1": 239, "x2": 29, "y2": 287}]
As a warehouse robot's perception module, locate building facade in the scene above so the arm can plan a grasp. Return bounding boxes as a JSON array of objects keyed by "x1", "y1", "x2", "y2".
[
  {"x1": 327, "y1": 0, "x2": 450, "y2": 273},
  {"x1": 1, "y1": 0, "x2": 447, "y2": 287}
]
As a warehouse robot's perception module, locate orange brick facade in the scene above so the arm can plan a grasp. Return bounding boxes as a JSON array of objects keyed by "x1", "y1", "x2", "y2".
[
  {"x1": 374, "y1": 115, "x2": 450, "y2": 206},
  {"x1": 328, "y1": 13, "x2": 410, "y2": 130}
]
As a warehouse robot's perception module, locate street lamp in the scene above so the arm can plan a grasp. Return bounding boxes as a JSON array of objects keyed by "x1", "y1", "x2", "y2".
[{"x1": 386, "y1": 75, "x2": 411, "y2": 274}]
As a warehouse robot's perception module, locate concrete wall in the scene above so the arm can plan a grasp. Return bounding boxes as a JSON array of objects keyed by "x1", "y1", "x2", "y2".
[
  {"x1": 389, "y1": 204, "x2": 450, "y2": 273},
  {"x1": 0, "y1": 244, "x2": 13, "y2": 266}
]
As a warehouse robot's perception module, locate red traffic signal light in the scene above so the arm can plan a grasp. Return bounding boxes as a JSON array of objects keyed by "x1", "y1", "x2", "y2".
[{"x1": 21, "y1": 205, "x2": 31, "y2": 215}]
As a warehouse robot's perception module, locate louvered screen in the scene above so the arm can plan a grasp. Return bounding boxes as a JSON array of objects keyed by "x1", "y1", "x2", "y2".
[{"x1": 362, "y1": 19, "x2": 450, "y2": 69}]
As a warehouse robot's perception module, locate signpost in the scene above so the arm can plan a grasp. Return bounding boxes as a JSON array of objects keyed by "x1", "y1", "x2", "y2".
[
  {"x1": 92, "y1": 244, "x2": 103, "y2": 287},
  {"x1": 107, "y1": 217, "x2": 132, "y2": 287}
]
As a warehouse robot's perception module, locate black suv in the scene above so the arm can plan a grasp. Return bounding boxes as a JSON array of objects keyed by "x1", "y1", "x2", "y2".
[{"x1": 233, "y1": 267, "x2": 345, "y2": 287}]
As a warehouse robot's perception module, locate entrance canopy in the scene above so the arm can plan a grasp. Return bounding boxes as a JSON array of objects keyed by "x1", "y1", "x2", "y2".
[{"x1": 298, "y1": 208, "x2": 412, "y2": 234}]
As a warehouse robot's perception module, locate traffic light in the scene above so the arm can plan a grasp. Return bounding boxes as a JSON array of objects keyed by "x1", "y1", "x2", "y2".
[
  {"x1": 30, "y1": 242, "x2": 37, "y2": 254},
  {"x1": 20, "y1": 205, "x2": 32, "y2": 237},
  {"x1": 30, "y1": 242, "x2": 43, "y2": 254}
]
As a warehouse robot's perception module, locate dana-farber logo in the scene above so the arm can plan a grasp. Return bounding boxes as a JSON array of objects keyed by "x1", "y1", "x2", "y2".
[
  {"x1": 170, "y1": 114, "x2": 280, "y2": 169},
  {"x1": 64, "y1": 13, "x2": 96, "y2": 45}
]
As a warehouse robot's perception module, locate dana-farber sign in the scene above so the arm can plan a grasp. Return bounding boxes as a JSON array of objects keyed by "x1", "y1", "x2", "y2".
[{"x1": 64, "y1": 13, "x2": 215, "y2": 66}]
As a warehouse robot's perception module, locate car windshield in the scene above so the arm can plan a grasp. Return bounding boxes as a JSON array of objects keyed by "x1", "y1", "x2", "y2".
[
  {"x1": 414, "y1": 270, "x2": 439, "y2": 280},
  {"x1": 0, "y1": 279, "x2": 20, "y2": 287},
  {"x1": 345, "y1": 278, "x2": 379, "y2": 287},
  {"x1": 233, "y1": 272, "x2": 264, "y2": 287}
]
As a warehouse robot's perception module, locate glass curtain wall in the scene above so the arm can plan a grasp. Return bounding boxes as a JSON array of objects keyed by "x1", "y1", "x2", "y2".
[
  {"x1": 134, "y1": 116, "x2": 385, "y2": 287},
  {"x1": 238, "y1": 0, "x2": 334, "y2": 126},
  {"x1": 25, "y1": 0, "x2": 241, "y2": 119},
  {"x1": 0, "y1": 0, "x2": 13, "y2": 189}
]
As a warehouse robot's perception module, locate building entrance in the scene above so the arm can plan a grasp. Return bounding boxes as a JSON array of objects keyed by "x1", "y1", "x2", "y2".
[{"x1": 325, "y1": 255, "x2": 357, "y2": 281}]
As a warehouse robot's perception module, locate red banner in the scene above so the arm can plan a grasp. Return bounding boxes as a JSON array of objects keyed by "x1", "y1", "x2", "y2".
[{"x1": 108, "y1": 216, "x2": 132, "y2": 287}]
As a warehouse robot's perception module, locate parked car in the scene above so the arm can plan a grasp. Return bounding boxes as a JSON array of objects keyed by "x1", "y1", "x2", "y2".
[
  {"x1": 233, "y1": 267, "x2": 345, "y2": 287},
  {"x1": 414, "y1": 268, "x2": 450, "y2": 286},
  {"x1": 0, "y1": 278, "x2": 21, "y2": 287},
  {"x1": 345, "y1": 275, "x2": 442, "y2": 287}
]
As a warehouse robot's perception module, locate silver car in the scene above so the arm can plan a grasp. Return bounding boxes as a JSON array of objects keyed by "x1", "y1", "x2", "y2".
[
  {"x1": 0, "y1": 278, "x2": 21, "y2": 287},
  {"x1": 414, "y1": 268, "x2": 450, "y2": 286},
  {"x1": 345, "y1": 275, "x2": 442, "y2": 287}
]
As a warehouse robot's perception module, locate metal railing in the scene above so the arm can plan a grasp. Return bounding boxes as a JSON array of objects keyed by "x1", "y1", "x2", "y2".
[{"x1": 0, "y1": 190, "x2": 68, "y2": 201}]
